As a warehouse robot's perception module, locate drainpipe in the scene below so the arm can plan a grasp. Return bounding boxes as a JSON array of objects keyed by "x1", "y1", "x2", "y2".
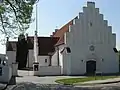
[
  {"x1": 57, "y1": 47, "x2": 59, "y2": 66},
  {"x1": 6, "y1": 37, "x2": 9, "y2": 54},
  {"x1": 49, "y1": 55, "x2": 52, "y2": 66}
]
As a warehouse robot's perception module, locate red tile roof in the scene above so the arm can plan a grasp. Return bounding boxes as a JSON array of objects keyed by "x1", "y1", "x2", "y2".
[
  {"x1": 7, "y1": 37, "x2": 59, "y2": 56},
  {"x1": 6, "y1": 41, "x2": 17, "y2": 51},
  {"x1": 52, "y1": 20, "x2": 73, "y2": 46},
  {"x1": 27, "y1": 37, "x2": 59, "y2": 55}
]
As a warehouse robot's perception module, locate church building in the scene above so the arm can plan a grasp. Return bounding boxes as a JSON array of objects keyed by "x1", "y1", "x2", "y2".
[{"x1": 6, "y1": 2, "x2": 119, "y2": 75}]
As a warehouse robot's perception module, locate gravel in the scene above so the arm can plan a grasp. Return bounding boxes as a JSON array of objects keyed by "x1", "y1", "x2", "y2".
[{"x1": 1, "y1": 82, "x2": 120, "y2": 90}]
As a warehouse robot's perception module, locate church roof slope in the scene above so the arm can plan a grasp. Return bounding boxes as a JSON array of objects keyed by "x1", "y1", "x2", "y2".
[
  {"x1": 52, "y1": 20, "x2": 74, "y2": 46},
  {"x1": 6, "y1": 41, "x2": 17, "y2": 51},
  {"x1": 7, "y1": 37, "x2": 59, "y2": 56},
  {"x1": 27, "y1": 37, "x2": 59, "y2": 55}
]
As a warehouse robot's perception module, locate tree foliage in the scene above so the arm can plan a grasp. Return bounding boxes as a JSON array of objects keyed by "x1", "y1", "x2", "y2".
[
  {"x1": 16, "y1": 34, "x2": 28, "y2": 69},
  {"x1": 0, "y1": 0, "x2": 38, "y2": 38}
]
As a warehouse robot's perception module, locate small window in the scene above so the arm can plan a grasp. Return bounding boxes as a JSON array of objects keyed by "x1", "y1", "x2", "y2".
[
  {"x1": 101, "y1": 59, "x2": 104, "y2": 62},
  {"x1": 81, "y1": 60, "x2": 83, "y2": 62},
  {"x1": 113, "y1": 48, "x2": 118, "y2": 53},
  {"x1": 45, "y1": 59, "x2": 47, "y2": 63},
  {"x1": 66, "y1": 47, "x2": 71, "y2": 53},
  {"x1": 90, "y1": 22, "x2": 92, "y2": 26}
]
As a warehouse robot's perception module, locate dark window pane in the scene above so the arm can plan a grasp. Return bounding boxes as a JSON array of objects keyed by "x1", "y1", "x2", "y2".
[
  {"x1": 45, "y1": 59, "x2": 47, "y2": 63},
  {"x1": 90, "y1": 22, "x2": 92, "y2": 26},
  {"x1": 66, "y1": 47, "x2": 71, "y2": 53}
]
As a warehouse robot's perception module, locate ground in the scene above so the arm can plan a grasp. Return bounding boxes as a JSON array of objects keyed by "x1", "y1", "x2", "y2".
[
  {"x1": 1, "y1": 70, "x2": 120, "y2": 90},
  {"x1": 16, "y1": 70, "x2": 86, "y2": 84},
  {"x1": 55, "y1": 76, "x2": 119, "y2": 85},
  {"x1": 17, "y1": 70, "x2": 120, "y2": 85}
]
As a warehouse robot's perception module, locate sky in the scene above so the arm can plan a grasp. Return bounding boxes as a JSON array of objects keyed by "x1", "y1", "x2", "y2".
[{"x1": 0, "y1": 0, "x2": 120, "y2": 54}]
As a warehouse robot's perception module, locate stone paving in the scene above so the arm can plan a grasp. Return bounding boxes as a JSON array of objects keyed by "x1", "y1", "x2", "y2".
[
  {"x1": 1, "y1": 70, "x2": 120, "y2": 90},
  {"x1": 16, "y1": 70, "x2": 86, "y2": 84},
  {"x1": 2, "y1": 82, "x2": 120, "y2": 90},
  {"x1": 16, "y1": 75, "x2": 86, "y2": 84}
]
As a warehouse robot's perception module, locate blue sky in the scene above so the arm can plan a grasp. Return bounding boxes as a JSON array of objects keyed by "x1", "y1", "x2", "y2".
[{"x1": 0, "y1": 0, "x2": 120, "y2": 54}]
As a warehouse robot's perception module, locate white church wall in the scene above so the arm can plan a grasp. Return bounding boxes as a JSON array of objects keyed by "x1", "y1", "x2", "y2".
[
  {"x1": 69, "y1": 17, "x2": 87, "y2": 75},
  {"x1": 51, "y1": 45, "x2": 65, "y2": 66},
  {"x1": 62, "y1": 53, "x2": 68, "y2": 75},
  {"x1": 58, "y1": 45, "x2": 65, "y2": 74},
  {"x1": 51, "y1": 44, "x2": 65, "y2": 74},
  {"x1": 51, "y1": 51, "x2": 58, "y2": 66},
  {"x1": 6, "y1": 51, "x2": 16, "y2": 65},
  {"x1": 112, "y1": 33, "x2": 116, "y2": 47},
  {"x1": 27, "y1": 50, "x2": 50, "y2": 67},
  {"x1": 38, "y1": 66, "x2": 61, "y2": 75},
  {"x1": 38, "y1": 56, "x2": 50, "y2": 66},
  {"x1": 100, "y1": 46, "x2": 119, "y2": 73},
  {"x1": 108, "y1": 26, "x2": 112, "y2": 45},
  {"x1": 63, "y1": 2, "x2": 119, "y2": 75},
  {"x1": 26, "y1": 50, "x2": 34, "y2": 68}
]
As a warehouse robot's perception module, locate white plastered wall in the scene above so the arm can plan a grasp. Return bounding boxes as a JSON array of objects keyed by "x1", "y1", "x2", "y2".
[
  {"x1": 38, "y1": 56, "x2": 50, "y2": 66},
  {"x1": 26, "y1": 50, "x2": 34, "y2": 68},
  {"x1": 6, "y1": 51, "x2": 16, "y2": 65},
  {"x1": 62, "y1": 2, "x2": 119, "y2": 75}
]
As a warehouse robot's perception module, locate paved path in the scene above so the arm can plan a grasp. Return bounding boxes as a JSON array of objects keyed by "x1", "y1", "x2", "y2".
[
  {"x1": 16, "y1": 70, "x2": 86, "y2": 84},
  {"x1": 80, "y1": 77, "x2": 120, "y2": 85},
  {"x1": 17, "y1": 70, "x2": 120, "y2": 85}
]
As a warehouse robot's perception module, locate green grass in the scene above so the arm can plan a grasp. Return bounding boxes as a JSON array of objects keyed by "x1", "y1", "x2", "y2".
[{"x1": 55, "y1": 76, "x2": 119, "y2": 85}]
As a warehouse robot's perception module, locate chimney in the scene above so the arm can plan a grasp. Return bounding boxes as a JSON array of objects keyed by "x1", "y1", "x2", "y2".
[
  {"x1": 52, "y1": 32, "x2": 55, "y2": 35},
  {"x1": 55, "y1": 29, "x2": 58, "y2": 32},
  {"x1": 75, "y1": 16, "x2": 78, "y2": 19}
]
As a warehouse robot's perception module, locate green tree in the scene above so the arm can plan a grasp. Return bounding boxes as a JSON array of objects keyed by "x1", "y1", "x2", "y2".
[
  {"x1": 0, "y1": 0, "x2": 38, "y2": 38},
  {"x1": 16, "y1": 34, "x2": 28, "y2": 69}
]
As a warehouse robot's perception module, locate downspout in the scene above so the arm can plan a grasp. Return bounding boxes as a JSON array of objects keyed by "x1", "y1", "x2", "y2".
[
  {"x1": 6, "y1": 37, "x2": 9, "y2": 54},
  {"x1": 49, "y1": 55, "x2": 52, "y2": 66},
  {"x1": 57, "y1": 47, "x2": 59, "y2": 66}
]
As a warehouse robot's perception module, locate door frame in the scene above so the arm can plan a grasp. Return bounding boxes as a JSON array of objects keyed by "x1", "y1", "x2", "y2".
[{"x1": 86, "y1": 60, "x2": 96, "y2": 75}]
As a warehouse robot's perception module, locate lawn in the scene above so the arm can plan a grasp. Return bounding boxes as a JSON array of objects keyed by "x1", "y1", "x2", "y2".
[{"x1": 55, "y1": 76, "x2": 119, "y2": 85}]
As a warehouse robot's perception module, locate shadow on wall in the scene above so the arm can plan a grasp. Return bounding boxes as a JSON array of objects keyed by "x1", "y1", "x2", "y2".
[{"x1": 16, "y1": 34, "x2": 28, "y2": 69}]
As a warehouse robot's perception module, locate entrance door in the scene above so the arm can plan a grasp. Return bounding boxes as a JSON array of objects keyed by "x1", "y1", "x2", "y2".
[{"x1": 86, "y1": 61, "x2": 96, "y2": 75}]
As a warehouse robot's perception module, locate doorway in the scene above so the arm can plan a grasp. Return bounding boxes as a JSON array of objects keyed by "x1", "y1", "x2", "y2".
[{"x1": 86, "y1": 60, "x2": 96, "y2": 75}]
